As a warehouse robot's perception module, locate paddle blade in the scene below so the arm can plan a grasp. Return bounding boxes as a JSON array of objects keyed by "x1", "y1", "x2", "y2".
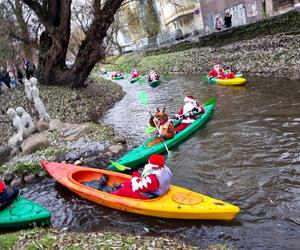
[
  {"x1": 145, "y1": 126, "x2": 156, "y2": 134},
  {"x1": 109, "y1": 161, "x2": 130, "y2": 171},
  {"x1": 202, "y1": 97, "x2": 217, "y2": 106},
  {"x1": 200, "y1": 75, "x2": 209, "y2": 81},
  {"x1": 138, "y1": 77, "x2": 145, "y2": 85},
  {"x1": 138, "y1": 91, "x2": 148, "y2": 105}
]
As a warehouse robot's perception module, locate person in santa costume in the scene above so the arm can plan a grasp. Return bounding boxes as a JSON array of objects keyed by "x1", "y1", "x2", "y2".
[
  {"x1": 173, "y1": 96, "x2": 205, "y2": 134},
  {"x1": 111, "y1": 71, "x2": 123, "y2": 78},
  {"x1": 131, "y1": 67, "x2": 140, "y2": 78},
  {"x1": 208, "y1": 64, "x2": 224, "y2": 79},
  {"x1": 111, "y1": 154, "x2": 172, "y2": 200},
  {"x1": 147, "y1": 107, "x2": 174, "y2": 147},
  {"x1": 223, "y1": 65, "x2": 235, "y2": 79},
  {"x1": 147, "y1": 69, "x2": 159, "y2": 82},
  {"x1": 0, "y1": 179, "x2": 19, "y2": 211}
]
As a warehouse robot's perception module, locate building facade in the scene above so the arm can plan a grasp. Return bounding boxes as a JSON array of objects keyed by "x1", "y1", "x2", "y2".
[
  {"x1": 265, "y1": 0, "x2": 299, "y2": 16},
  {"x1": 200, "y1": 0, "x2": 265, "y2": 33},
  {"x1": 154, "y1": 0, "x2": 204, "y2": 39}
]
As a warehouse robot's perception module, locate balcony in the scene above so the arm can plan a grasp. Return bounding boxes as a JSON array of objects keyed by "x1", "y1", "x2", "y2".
[{"x1": 163, "y1": 1, "x2": 197, "y2": 25}]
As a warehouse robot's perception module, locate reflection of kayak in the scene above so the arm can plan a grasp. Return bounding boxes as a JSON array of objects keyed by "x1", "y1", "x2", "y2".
[
  {"x1": 0, "y1": 196, "x2": 51, "y2": 228},
  {"x1": 112, "y1": 75, "x2": 124, "y2": 80},
  {"x1": 130, "y1": 76, "x2": 141, "y2": 83},
  {"x1": 42, "y1": 161, "x2": 240, "y2": 220},
  {"x1": 149, "y1": 80, "x2": 160, "y2": 87},
  {"x1": 207, "y1": 76, "x2": 246, "y2": 86},
  {"x1": 109, "y1": 103, "x2": 215, "y2": 171}
]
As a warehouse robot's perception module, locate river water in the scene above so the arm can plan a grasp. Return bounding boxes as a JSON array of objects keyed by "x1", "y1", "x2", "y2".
[{"x1": 22, "y1": 74, "x2": 300, "y2": 249}]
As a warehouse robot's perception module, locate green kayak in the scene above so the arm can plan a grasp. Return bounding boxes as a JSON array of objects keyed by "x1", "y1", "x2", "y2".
[
  {"x1": 112, "y1": 75, "x2": 124, "y2": 80},
  {"x1": 149, "y1": 80, "x2": 160, "y2": 87},
  {"x1": 109, "y1": 103, "x2": 215, "y2": 172},
  {"x1": 0, "y1": 196, "x2": 51, "y2": 228},
  {"x1": 130, "y1": 76, "x2": 141, "y2": 83}
]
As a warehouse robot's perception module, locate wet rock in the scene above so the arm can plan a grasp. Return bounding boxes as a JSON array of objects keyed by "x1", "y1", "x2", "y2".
[
  {"x1": 61, "y1": 123, "x2": 92, "y2": 141},
  {"x1": 49, "y1": 119, "x2": 64, "y2": 131},
  {"x1": 23, "y1": 174, "x2": 36, "y2": 183},
  {"x1": 112, "y1": 135, "x2": 126, "y2": 144},
  {"x1": 108, "y1": 144, "x2": 123, "y2": 154},
  {"x1": 0, "y1": 144, "x2": 12, "y2": 164},
  {"x1": 83, "y1": 155, "x2": 101, "y2": 168},
  {"x1": 21, "y1": 132, "x2": 50, "y2": 154},
  {"x1": 74, "y1": 160, "x2": 82, "y2": 166},
  {"x1": 11, "y1": 177, "x2": 22, "y2": 187},
  {"x1": 36, "y1": 120, "x2": 49, "y2": 132}
]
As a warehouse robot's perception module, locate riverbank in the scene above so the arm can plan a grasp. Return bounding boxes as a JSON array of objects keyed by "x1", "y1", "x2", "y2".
[
  {"x1": 105, "y1": 32, "x2": 300, "y2": 80},
  {"x1": 104, "y1": 11, "x2": 300, "y2": 80},
  {"x1": 0, "y1": 72, "x2": 126, "y2": 186},
  {"x1": 0, "y1": 227, "x2": 230, "y2": 250}
]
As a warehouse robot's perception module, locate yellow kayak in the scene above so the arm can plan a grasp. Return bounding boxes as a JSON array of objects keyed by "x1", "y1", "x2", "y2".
[
  {"x1": 42, "y1": 161, "x2": 240, "y2": 220},
  {"x1": 208, "y1": 77, "x2": 247, "y2": 86}
]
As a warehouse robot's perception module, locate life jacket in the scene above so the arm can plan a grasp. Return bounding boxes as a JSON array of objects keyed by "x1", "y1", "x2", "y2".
[{"x1": 142, "y1": 164, "x2": 172, "y2": 196}]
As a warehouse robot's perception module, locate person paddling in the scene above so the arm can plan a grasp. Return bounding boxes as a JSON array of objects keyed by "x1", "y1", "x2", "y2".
[
  {"x1": 147, "y1": 69, "x2": 159, "y2": 82},
  {"x1": 131, "y1": 68, "x2": 140, "y2": 78},
  {"x1": 0, "y1": 179, "x2": 19, "y2": 211},
  {"x1": 173, "y1": 96, "x2": 205, "y2": 134},
  {"x1": 98, "y1": 154, "x2": 172, "y2": 200},
  {"x1": 208, "y1": 64, "x2": 224, "y2": 79}
]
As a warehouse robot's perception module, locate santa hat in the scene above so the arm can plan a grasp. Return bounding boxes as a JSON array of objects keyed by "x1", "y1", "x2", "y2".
[
  {"x1": 148, "y1": 154, "x2": 165, "y2": 168},
  {"x1": 214, "y1": 64, "x2": 220, "y2": 68},
  {"x1": 184, "y1": 96, "x2": 195, "y2": 103}
]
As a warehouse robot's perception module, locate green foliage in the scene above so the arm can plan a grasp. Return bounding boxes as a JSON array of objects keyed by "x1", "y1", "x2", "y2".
[
  {"x1": 0, "y1": 233, "x2": 18, "y2": 250},
  {"x1": 14, "y1": 162, "x2": 42, "y2": 176},
  {"x1": 0, "y1": 164, "x2": 9, "y2": 175},
  {"x1": 27, "y1": 235, "x2": 57, "y2": 250}
]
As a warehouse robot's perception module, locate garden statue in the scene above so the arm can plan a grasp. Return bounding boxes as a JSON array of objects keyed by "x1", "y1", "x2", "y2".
[
  {"x1": 16, "y1": 106, "x2": 35, "y2": 138},
  {"x1": 31, "y1": 88, "x2": 51, "y2": 122}
]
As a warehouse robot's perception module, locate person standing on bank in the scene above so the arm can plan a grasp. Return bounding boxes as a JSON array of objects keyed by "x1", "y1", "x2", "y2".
[
  {"x1": 215, "y1": 15, "x2": 223, "y2": 31},
  {"x1": 224, "y1": 11, "x2": 232, "y2": 29}
]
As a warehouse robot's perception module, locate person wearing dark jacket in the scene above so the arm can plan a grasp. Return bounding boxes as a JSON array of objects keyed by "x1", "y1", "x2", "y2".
[
  {"x1": 0, "y1": 179, "x2": 19, "y2": 211},
  {"x1": 224, "y1": 11, "x2": 232, "y2": 29},
  {"x1": 0, "y1": 67, "x2": 11, "y2": 89}
]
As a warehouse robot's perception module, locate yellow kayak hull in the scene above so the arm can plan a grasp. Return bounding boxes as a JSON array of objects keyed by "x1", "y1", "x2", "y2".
[
  {"x1": 42, "y1": 161, "x2": 240, "y2": 220},
  {"x1": 209, "y1": 77, "x2": 247, "y2": 86}
]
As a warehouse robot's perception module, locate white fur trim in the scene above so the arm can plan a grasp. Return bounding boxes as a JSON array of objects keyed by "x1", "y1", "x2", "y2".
[
  {"x1": 131, "y1": 176, "x2": 152, "y2": 192},
  {"x1": 184, "y1": 96, "x2": 195, "y2": 103}
]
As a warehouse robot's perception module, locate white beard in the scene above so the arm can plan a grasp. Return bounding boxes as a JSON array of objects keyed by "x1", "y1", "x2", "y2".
[{"x1": 183, "y1": 102, "x2": 197, "y2": 114}]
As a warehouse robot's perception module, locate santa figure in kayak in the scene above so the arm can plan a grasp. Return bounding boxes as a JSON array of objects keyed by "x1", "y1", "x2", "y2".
[
  {"x1": 111, "y1": 154, "x2": 172, "y2": 200},
  {"x1": 0, "y1": 179, "x2": 19, "y2": 211},
  {"x1": 208, "y1": 64, "x2": 224, "y2": 79},
  {"x1": 131, "y1": 67, "x2": 140, "y2": 78},
  {"x1": 173, "y1": 96, "x2": 205, "y2": 133}
]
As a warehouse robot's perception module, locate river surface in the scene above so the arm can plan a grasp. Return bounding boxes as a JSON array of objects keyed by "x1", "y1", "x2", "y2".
[{"x1": 21, "y1": 74, "x2": 300, "y2": 249}]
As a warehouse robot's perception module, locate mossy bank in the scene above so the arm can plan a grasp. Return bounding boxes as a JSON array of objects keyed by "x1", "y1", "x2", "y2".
[
  {"x1": 0, "y1": 227, "x2": 232, "y2": 250},
  {"x1": 105, "y1": 11, "x2": 300, "y2": 80}
]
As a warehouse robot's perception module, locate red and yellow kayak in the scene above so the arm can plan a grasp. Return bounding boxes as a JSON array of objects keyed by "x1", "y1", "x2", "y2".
[
  {"x1": 41, "y1": 161, "x2": 240, "y2": 220},
  {"x1": 207, "y1": 76, "x2": 246, "y2": 86}
]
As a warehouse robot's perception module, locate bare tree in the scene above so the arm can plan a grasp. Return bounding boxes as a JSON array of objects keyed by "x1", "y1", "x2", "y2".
[{"x1": 22, "y1": 0, "x2": 125, "y2": 87}]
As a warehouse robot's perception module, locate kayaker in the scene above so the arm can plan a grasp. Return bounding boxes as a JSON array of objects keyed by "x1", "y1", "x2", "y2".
[
  {"x1": 147, "y1": 69, "x2": 159, "y2": 82},
  {"x1": 131, "y1": 68, "x2": 140, "y2": 78},
  {"x1": 208, "y1": 64, "x2": 224, "y2": 79},
  {"x1": 111, "y1": 71, "x2": 123, "y2": 78},
  {"x1": 111, "y1": 154, "x2": 172, "y2": 200},
  {"x1": 173, "y1": 96, "x2": 205, "y2": 134},
  {"x1": 223, "y1": 65, "x2": 235, "y2": 79},
  {"x1": 0, "y1": 179, "x2": 19, "y2": 211},
  {"x1": 146, "y1": 107, "x2": 174, "y2": 147}
]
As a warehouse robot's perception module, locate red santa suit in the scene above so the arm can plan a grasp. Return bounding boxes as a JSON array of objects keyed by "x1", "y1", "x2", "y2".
[
  {"x1": 224, "y1": 72, "x2": 235, "y2": 79},
  {"x1": 174, "y1": 96, "x2": 205, "y2": 133},
  {"x1": 147, "y1": 70, "x2": 159, "y2": 82},
  {"x1": 131, "y1": 68, "x2": 140, "y2": 78},
  {"x1": 208, "y1": 64, "x2": 224, "y2": 79},
  {"x1": 0, "y1": 179, "x2": 4, "y2": 193},
  {"x1": 112, "y1": 154, "x2": 172, "y2": 200}
]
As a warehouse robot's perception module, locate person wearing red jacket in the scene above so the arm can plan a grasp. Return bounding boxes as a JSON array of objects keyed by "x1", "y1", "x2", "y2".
[
  {"x1": 131, "y1": 68, "x2": 140, "y2": 78},
  {"x1": 111, "y1": 154, "x2": 172, "y2": 200},
  {"x1": 208, "y1": 64, "x2": 224, "y2": 79},
  {"x1": 173, "y1": 96, "x2": 205, "y2": 134},
  {"x1": 0, "y1": 179, "x2": 19, "y2": 211}
]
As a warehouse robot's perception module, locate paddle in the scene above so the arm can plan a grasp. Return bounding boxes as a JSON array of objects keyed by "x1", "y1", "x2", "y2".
[
  {"x1": 138, "y1": 91, "x2": 172, "y2": 157},
  {"x1": 144, "y1": 97, "x2": 216, "y2": 134},
  {"x1": 138, "y1": 76, "x2": 145, "y2": 85},
  {"x1": 110, "y1": 160, "x2": 131, "y2": 171}
]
